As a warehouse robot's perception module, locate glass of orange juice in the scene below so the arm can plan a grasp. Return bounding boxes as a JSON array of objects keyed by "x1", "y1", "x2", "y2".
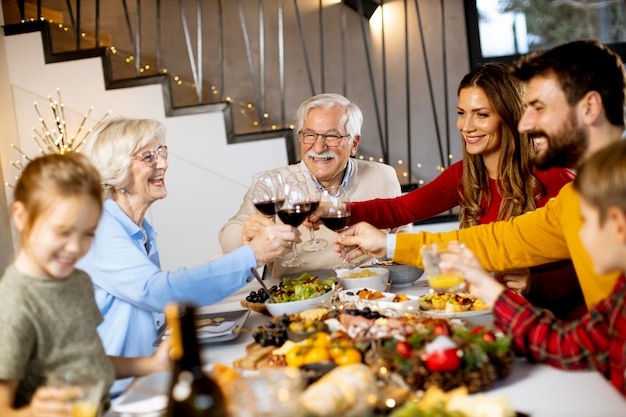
[
  {"x1": 47, "y1": 371, "x2": 104, "y2": 417},
  {"x1": 421, "y1": 241, "x2": 466, "y2": 293}
]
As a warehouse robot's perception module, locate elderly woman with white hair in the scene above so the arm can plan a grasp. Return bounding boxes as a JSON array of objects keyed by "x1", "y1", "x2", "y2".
[{"x1": 77, "y1": 117, "x2": 297, "y2": 395}]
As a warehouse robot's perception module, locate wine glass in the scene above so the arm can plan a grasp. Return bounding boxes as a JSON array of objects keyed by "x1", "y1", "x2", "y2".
[
  {"x1": 277, "y1": 182, "x2": 311, "y2": 267},
  {"x1": 420, "y1": 241, "x2": 467, "y2": 293},
  {"x1": 285, "y1": 171, "x2": 328, "y2": 252},
  {"x1": 251, "y1": 171, "x2": 285, "y2": 218},
  {"x1": 318, "y1": 185, "x2": 357, "y2": 270}
]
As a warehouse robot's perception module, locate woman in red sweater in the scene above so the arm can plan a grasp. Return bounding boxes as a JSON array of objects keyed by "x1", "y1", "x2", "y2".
[{"x1": 349, "y1": 63, "x2": 585, "y2": 319}]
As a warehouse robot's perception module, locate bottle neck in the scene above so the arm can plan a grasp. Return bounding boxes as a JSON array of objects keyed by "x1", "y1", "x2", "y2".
[{"x1": 169, "y1": 304, "x2": 203, "y2": 373}]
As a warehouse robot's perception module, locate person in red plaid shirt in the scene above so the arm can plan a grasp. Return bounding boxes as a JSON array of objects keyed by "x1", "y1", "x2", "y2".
[{"x1": 447, "y1": 138, "x2": 626, "y2": 397}]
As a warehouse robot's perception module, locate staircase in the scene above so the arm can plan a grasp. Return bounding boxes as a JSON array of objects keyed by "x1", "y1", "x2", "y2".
[{"x1": 2, "y1": 0, "x2": 468, "y2": 187}]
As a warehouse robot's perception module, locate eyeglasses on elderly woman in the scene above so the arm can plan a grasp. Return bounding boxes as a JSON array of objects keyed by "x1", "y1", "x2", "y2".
[{"x1": 134, "y1": 146, "x2": 168, "y2": 167}]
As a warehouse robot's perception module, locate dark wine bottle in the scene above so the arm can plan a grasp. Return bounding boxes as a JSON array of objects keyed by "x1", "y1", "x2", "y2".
[{"x1": 164, "y1": 303, "x2": 227, "y2": 417}]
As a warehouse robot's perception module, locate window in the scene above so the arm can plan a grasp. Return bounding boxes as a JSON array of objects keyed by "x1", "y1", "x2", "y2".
[{"x1": 465, "y1": 0, "x2": 626, "y2": 66}]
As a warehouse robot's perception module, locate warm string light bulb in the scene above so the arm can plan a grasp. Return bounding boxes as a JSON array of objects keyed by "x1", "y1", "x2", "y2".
[{"x1": 6, "y1": 90, "x2": 111, "y2": 188}]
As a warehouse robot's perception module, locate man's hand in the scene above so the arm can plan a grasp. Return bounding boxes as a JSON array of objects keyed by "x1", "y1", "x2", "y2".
[{"x1": 242, "y1": 213, "x2": 272, "y2": 244}]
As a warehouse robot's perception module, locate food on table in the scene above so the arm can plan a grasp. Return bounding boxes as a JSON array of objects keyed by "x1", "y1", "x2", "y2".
[
  {"x1": 300, "y1": 364, "x2": 377, "y2": 417},
  {"x1": 419, "y1": 293, "x2": 489, "y2": 313},
  {"x1": 356, "y1": 288, "x2": 386, "y2": 300},
  {"x1": 252, "y1": 315, "x2": 290, "y2": 347},
  {"x1": 339, "y1": 268, "x2": 379, "y2": 278},
  {"x1": 288, "y1": 308, "x2": 331, "y2": 333},
  {"x1": 389, "y1": 386, "x2": 515, "y2": 417},
  {"x1": 269, "y1": 273, "x2": 335, "y2": 303},
  {"x1": 241, "y1": 272, "x2": 335, "y2": 314},
  {"x1": 233, "y1": 342, "x2": 277, "y2": 370},
  {"x1": 392, "y1": 293, "x2": 410, "y2": 302}
]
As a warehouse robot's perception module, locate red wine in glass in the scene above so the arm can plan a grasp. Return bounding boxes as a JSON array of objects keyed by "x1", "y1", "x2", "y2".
[
  {"x1": 319, "y1": 215, "x2": 351, "y2": 231},
  {"x1": 254, "y1": 199, "x2": 285, "y2": 216},
  {"x1": 277, "y1": 205, "x2": 312, "y2": 227}
]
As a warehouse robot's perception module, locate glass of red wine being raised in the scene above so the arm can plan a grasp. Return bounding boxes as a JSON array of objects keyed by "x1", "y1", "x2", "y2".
[
  {"x1": 251, "y1": 170, "x2": 285, "y2": 219},
  {"x1": 277, "y1": 181, "x2": 311, "y2": 267},
  {"x1": 285, "y1": 171, "x2": 328, "y2": 253},
  {"x1": 318, "y1": 185, "x2": 357, "y2": 270}
]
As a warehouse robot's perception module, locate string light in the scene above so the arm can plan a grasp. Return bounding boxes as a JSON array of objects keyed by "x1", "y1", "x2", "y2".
[{"x1": 5, "y1": 89, "x2": 111, "y2": 188}]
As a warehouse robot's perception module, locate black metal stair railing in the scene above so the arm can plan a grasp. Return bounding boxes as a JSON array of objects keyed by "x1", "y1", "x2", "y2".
[{"x1": 3, "y1": 0, "x2": 456, "y2": 188}]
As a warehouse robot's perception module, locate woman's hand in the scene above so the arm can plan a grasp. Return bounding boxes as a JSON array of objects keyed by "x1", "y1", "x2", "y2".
[
  {"x1": 440, "y1": 247, "x2": 505, "y2": 308},
  {"x1": 248, "y1": 222, "x2": 301, "y2": 266},
  {"x1": 30, "y1": 386, "x2": 74, "y2": 417},
  {"x1": 335, "y1": 222, "x2": 387, "y2": 260}
]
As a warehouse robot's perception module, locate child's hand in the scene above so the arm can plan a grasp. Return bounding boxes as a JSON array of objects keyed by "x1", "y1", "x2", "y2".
[
  {"x1": 440, "y1": 247, "x2": 505, "y2": 308},
  {"x1": 30, "y1": 386, "x2": 74, "y2": 417},
  {"x1": 153, "y1": 339, "x2": 172, "y2": 373}
]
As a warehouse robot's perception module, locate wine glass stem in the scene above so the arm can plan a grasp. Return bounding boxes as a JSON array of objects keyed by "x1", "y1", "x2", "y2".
[
  {"x1": 291, "y1": 242, "x2": 298, "y2": 260},
  {"x1": 309, "y1": 228, "x2": 317, "y2": 243}
]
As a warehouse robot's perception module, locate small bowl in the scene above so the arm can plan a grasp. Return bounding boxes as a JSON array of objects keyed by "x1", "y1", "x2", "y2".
[
  {"x1": 336, "y1": 267, "x2": 390, "y2": 292},
  {"x1": 372, "y1": 258, "x2": 424, "y2": 288},
  {"x1": 265, "y1": 291, "x2": 333, "y2": 317}
]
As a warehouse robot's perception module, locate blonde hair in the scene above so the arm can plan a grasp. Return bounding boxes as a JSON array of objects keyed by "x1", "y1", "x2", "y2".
[
  {"x1": 13, "y1": 153, "x2": 103, "y2": 244},
  {"x1": 82, "y1": 117, "x2": 166, "y2": 198},
  {"x1": 574, "y1": 139, "x2": 626, "y2": 224},
  {"x1": 457, "y1": 63, "x2": 544, "y2": 228}
]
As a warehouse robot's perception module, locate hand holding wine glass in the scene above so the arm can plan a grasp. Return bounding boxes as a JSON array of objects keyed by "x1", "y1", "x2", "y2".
[
  {"x1": 318, "y1": 185, "x2": 356, "y2": 270},
  {"x1": 251, "y1": 171, "x2": 285, "y2": 218},
  {"x1": 278, "y1": 182, "x2": 311, "y2": 267},
  {"x1": 285, "y1": 171, "x2": 327, "y2": 252}
]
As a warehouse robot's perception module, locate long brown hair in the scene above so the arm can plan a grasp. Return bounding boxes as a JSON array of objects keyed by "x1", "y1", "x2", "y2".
[{"x1": 458, "y1": 63, "x2": 544, "y2": 228}]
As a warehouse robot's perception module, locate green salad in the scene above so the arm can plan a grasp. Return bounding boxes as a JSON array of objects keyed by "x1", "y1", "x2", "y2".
[{"x1": 269, "y1": 272, "x2": 335, "y2": 303}]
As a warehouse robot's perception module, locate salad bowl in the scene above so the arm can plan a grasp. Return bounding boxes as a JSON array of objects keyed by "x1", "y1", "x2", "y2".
[
  {"x1": 265, "y1": 290, "x2": 333, "y2": 316},
  {"x1": 264, "y1": 272, "x2": 335, "y2": 317}
]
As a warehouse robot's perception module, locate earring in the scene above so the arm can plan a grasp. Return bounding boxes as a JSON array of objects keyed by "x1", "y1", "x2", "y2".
[{"x1": 119, "y1": 188, "x2": 125, "y2": 194}]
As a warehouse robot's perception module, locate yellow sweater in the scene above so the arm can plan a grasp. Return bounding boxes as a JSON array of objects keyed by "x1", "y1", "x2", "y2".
[{"x1": 395, "y1": 183, "x2": 619, "y2": 309}]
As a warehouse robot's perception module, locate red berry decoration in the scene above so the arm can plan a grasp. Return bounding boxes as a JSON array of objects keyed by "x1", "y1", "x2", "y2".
[
  {"x1": 470, "y1": 325, "x2": 485, "y2": 335},
  {"x1": 395, "y1": 341, "x2": 413, "y2": 358},
  {"x1": 433, "y1": 322, "x2": 450, "y2": 336},
  {"x1": 422, "y1": 335, "x2": 462, "y2": 373},
  {"x1": 482, "y1": 331, "x2": 496, "y2": 342}
]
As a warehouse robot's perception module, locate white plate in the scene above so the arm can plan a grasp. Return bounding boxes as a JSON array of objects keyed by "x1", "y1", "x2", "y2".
[
  {"x1": 153, "y1": 309, "x2": 250, "y2": 346},
  {"x1": 376, "y1": 294, "x2": 421, "y2": 312}
]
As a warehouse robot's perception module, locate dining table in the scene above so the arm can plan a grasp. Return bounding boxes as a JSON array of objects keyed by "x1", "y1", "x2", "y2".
[{"x1": 106, "y1": 272, "x2": 626, "y2": 417}]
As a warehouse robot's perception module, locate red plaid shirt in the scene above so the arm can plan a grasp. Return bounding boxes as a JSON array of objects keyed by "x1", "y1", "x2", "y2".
[{"x1": 493, "y1": 274, "x2": 626, "y2": 397}]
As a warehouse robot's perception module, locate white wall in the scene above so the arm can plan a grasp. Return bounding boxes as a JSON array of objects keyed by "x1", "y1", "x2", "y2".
[{"x1": 0, "y1": 30, "x2": 288, "y2": 270}]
